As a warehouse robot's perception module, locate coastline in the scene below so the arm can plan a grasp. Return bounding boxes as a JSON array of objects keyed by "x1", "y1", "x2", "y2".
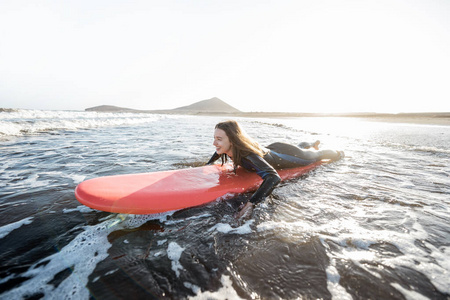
[
  {"x1": 2, "y1": 107, "x2": 449, "y2": 126},
  {"x1": 81, "y1": 100, "x2": 450, "y2": 126},
  {"x1": 152, "y1": 111, "x2": 450, "y2": 126},
  {"x1": 354, "y1": 115, "x2": 450, "y2": 126}
]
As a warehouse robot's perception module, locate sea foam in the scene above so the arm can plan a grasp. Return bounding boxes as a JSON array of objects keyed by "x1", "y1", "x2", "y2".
[
  {"x1": 1, "y1": 213, "x2": 171, "y2": 299},
  {"x1": 0, "y1": 109, "x2": 163, "y2": 136},
  {"x1": 0, "y1": 217, "x2": 34, "y2": 239}
]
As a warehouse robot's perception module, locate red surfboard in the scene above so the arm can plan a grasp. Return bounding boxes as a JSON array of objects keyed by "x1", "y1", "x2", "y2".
[{"x1": 74, "y1": 161, "x2": 325, "y2": 214}]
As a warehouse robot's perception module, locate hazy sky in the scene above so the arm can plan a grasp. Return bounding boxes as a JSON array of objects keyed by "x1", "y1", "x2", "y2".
[{"x1": 1, "y1": 0, "x2": 449, "y2": 113}]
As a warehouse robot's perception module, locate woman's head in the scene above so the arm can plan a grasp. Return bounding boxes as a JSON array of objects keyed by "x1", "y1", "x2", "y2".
[{"x1": 213, "y1": 120, "x2": 264, "y2": 167}]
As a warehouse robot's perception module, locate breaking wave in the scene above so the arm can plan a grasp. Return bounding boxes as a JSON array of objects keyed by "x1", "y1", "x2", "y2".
[{"x1": 0, "y1": 109, "x2": 164, "y2": 137}]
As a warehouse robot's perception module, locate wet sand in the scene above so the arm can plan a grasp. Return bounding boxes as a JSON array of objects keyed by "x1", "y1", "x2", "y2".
[
  {"x1": 360, "y1": 115, "x2": 450, "y2": 126},
  {"x1": 175, "y1": 112, "x2": 450, "y2": 126}
]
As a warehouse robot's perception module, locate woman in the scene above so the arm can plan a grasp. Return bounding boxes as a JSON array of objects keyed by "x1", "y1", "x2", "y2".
[{"x1": 206, "y1": 120, "x2": 344, "y2": 219}]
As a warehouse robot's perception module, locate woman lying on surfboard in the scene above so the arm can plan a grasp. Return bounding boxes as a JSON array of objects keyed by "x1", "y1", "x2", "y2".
[{"x1": 206, "y1": 120, "x2": 344, "y2": 219}]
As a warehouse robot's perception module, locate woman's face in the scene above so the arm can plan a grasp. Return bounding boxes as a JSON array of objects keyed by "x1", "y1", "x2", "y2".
[{"x1": 213, "y1": 128, "x2": 233, "y2": 156}]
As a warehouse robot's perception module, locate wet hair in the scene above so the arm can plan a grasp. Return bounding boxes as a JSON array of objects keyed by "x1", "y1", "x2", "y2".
[{"x1": 215, "y1": 120, "x2": 265, "y2": 170}]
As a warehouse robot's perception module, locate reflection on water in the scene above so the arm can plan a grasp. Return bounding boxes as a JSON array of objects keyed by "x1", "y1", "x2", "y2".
[{"x1": 0, "y1": 111, "x2": 449, "y2": 299}]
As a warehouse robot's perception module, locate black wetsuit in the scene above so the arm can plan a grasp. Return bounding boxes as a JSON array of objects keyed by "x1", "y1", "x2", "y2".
[
  {"x1": 206, "y1": 142, "x2": 340, "y2": 205},
  {"x1": 206, "y1": 151, "x2": 281, "y2": 204}
]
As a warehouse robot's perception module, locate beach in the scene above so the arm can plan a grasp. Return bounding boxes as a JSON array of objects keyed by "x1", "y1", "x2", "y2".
[
  {"x1": 219, "y1": 113, "x2": 450, "y2": 126},
  {"x1": 345, "y1": 114, "x2": 450, "y2": 126},
  {"x1": 86, "y1": 108, "x2": 450, "y2": 126}
]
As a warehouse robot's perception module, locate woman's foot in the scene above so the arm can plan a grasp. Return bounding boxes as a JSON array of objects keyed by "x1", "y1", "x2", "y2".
[
  {"x1": 313, "y1": 140, "x2": 320, "y2": 150},
  {"x1": 298, "y1": 140, "x2": 320, "y2": 150}
]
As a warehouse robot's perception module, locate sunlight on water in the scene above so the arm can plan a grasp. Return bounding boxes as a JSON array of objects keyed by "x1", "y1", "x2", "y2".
[{"x1": 0, "y1": 111, "x2": 449, "y2": 299}]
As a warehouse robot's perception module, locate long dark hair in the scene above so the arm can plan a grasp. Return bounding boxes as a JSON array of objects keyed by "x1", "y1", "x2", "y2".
[{"x1": 215, "y1": 120, "x2": 265, "y2": 170}]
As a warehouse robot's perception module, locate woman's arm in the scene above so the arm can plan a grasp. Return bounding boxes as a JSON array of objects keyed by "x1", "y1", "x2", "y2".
[
  {"x1": 236, "y1": 171, "x2": 281, "y2": 218},
  {"x1": 236, "y1": 154, "x2": 281, "y2": 219},
  {"x1": 249, "y1": 172, "x2": 281, "y2": 204},
  {"x1": 206, "y1": 152, "x2": 221, "y2": 165},
  {"x1": 240, "y1": 153, "x2": 281, "y2": 205}
]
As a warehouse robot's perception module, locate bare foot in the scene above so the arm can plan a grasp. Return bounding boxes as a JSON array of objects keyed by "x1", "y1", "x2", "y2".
[{"x1": 313, "y1": 140, "x2": 320, "y2": 150}]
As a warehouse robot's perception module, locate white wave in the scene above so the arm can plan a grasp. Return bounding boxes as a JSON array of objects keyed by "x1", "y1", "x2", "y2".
[
  {"x1": 0, "y1": 109, "x2": 164, "y2": 136},
  {"x1": 62, "y1": 206, "x2": 95, "y2": 214},
  {"x1": 412, "y1": 145, "x2": 450, "y2": 155},
  {"x1": 1, "y1": 213, "x2": 170, "y2": 299},
  {"x1": 325, "y1": 262, "x2": 353, "y2": 300},
  {"x1": 0, "y1": 217, "x2": 33, "y2": 239},
  {"x1": 184, "y1": 281, "x2": 201, "y2": 294},
  {"x1": 257, "y1": 209, "x2": 450, "y2": 296},
  {"x1": 188, "y1": 275, "x2": 244, "y2": 300},
  {"x1": 164, "y1": 213, "x2": 212, "y2": 226},
  {"x1": 391, "y1": 283, "x2": 429, "y2": 300},
  {"x1": 1, "y1": 220, "x2": 113, "y2": 299},
  {"x1": 208, "y1": 220, "x2": 254, "y2": 235},
  {"x1": 167, "y1": 242, "x2": 185, "y2": 277}
]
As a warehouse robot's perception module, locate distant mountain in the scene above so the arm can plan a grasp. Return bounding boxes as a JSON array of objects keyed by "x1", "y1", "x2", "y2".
[
  {"x1": 85, "y1": 97, "x2": 240, "y2": 114},
  {"x1": 85, "y1": 105, "x2": 140, "y2": 112},
  {"x1": 173, "y1": 97, "x2": 240, "y2": 113}
]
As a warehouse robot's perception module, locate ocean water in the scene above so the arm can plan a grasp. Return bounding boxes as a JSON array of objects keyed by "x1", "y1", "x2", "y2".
[{"x1": 0, "y1": 110, "x2": 449, "y2": 299}]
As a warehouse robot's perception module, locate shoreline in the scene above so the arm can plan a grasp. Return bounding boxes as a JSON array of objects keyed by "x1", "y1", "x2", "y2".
[
  {"x1": 152, "y1": 111, "x2": 450, "y2": 126},
  {"x1": 2, "y1": 107, "x2": 449, "y2": 126},
  {"x1": 353, "y1": 115, "x2": 450, "y2": 126}
]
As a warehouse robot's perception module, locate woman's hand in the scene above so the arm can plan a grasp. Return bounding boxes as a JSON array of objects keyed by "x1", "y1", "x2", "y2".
[{"x1": 236, "y1": 202, "x2": 254, "y2": 220}]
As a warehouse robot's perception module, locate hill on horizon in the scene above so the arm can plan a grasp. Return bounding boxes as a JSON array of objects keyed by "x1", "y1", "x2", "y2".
[
  {"x1": 173, "y1": 97, "x2": 240, "y2": 113},
  {"x1": 85, "y1": 105, "x2": 140, "y2": 113},
  {"x1": 85, "y1": 97, "x2": 240, "y2": 113}
]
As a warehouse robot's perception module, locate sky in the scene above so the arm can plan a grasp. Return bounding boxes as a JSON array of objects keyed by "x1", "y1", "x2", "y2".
[{"x1": 1, "y1": 0, "x2": 449, "y2": 113}]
